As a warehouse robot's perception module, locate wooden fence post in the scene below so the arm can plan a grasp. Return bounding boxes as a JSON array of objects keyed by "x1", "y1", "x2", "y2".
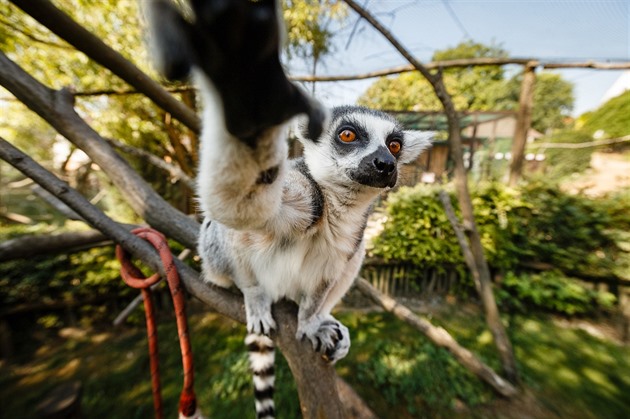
[{"x1": 508, "y1": 62, "x2": 538, "y2": 186}]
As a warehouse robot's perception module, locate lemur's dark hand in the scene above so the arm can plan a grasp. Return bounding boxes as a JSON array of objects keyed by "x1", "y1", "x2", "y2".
[{"x1": 149, "y1": 0, "x2": 325, "y2": 141}]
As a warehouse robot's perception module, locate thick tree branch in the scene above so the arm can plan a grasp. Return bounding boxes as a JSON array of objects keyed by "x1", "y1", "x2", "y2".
[
  {"x1": 0, "y1": 50, "x2": 198, "y2": 247},
  {"x1": 508, "y1": 63, "x2": 537, "y2": 186},
  {"x1": 9, "y1": 0, "x2": 201, "y2": 133},
  {"x1": 354, "y1": 278, "x2": 518, "y2": 397}
]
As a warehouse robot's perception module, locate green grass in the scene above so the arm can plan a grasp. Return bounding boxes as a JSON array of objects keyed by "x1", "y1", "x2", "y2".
[{"x1": 1, "y1": 307, "x2": 629, "y2": 418}]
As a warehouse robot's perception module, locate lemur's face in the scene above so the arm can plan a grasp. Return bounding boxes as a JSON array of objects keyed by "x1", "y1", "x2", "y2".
[{"x1": 301, "y1": 106, "x2": 432, "y2": 190}]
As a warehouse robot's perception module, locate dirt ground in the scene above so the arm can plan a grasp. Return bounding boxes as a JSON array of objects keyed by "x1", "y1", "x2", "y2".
[{"x1": 563, "y1": 151, "x2": 630, "y2": 196}]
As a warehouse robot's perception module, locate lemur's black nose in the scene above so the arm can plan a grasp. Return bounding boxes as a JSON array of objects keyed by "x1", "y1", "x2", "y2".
[{"x1": 373, "y1": 157, "x2": 396, "y2": 175}]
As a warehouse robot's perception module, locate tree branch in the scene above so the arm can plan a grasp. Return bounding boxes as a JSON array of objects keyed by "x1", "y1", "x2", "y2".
[
  {"x1": 9, "y1": 0, "x2": 201, "y2": 133},
  {"x1": 354, "y1": 278, "x2": 518, "y2": 397},
  {"x1": 290, "y1": 58, "x2": 630, "y2": 82},
  {"x1": 438, "y1": 190, "x2": 482, "y2": 294},
  {"x1": 533, "y1": 135, "x2": 630, "y2": 149},
  {"x1": 0, "y1": 229, "x2": 111, "y2": 262},
  {"x1": 343, "y1": 0, "x2": 520, "y2": 384},
  {"x1": 104, "y1": 137, "x2": 195, "y2": 190}
]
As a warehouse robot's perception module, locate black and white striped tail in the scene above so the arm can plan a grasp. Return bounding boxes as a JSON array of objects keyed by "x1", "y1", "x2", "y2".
[{"x1": 245, "y1": 333, "x2": 276, "y2": 419}]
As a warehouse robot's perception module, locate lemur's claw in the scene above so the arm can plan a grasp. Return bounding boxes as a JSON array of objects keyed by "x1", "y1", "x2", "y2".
[
  {"x1": 246, "y1": 314, "x2": 276, "y2": 336},
  {"x1": 297, "y1": 316, "x2": 350, "y2": 363}
]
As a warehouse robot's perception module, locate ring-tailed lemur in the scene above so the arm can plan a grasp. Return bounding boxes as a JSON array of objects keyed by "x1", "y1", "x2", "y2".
[{"x1": 147, "y1": 1, "x2": 432, "y2": 417}]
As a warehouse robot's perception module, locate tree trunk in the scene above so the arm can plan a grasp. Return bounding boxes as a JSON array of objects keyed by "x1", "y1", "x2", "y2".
[{"x1": 508, "y1": 63, "x2": 537, "y2": 186}]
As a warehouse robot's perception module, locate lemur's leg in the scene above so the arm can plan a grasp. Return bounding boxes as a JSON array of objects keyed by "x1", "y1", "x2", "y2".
[
  {"x1": 242, "y1": 284, "x2": 276, "y2": 336},
  {"x1": 295, "y1": 243, "x2": 365, "y2": 362},
  {"x1": 296, "y1": 286, "x2": 351, "y2": 363}
]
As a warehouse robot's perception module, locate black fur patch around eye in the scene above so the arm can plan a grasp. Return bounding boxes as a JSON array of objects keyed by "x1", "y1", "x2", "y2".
[{"x1": 256, "y1": 165, "x2": 280, "y2": 185}]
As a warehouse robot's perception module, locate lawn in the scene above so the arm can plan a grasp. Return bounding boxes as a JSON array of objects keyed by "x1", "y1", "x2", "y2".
[{"x1": 1, "y1": 303, "x2": 629, "y2": 418}]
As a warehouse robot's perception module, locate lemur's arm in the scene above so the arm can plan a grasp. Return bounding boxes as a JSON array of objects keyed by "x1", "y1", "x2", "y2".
[{"x1": 147, "y1": 0, "x2": 325, "y2": 231}]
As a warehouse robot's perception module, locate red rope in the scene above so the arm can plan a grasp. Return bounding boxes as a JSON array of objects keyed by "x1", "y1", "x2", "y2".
[{"x1": 116, "y1": 227, "x2": 198, "y2": 418}]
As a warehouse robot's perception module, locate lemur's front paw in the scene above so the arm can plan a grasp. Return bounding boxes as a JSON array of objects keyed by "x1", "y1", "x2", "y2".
[
  {"x1": 150, "y1": 0, "x2": 326, "y2": 140},
  {"x1": 297, "y1": 316, "x2": 351, "y2": 363},
  {"x1": 191, "y1": 0, "x2": 324, "y2": 140}
]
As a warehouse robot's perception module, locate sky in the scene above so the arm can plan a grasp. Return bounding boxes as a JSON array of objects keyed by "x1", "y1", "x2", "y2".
[{"x1": 288, "y1": 0, "x2": 630, "y2": 117}]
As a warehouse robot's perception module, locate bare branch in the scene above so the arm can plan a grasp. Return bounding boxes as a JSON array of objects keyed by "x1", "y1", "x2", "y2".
[
  {"x1": 9, "y1": 0, "x2": 201, "y2": 133},
  {"x1": 438, "y1": 190, "x2": 481, "y2": 294},
  {"x1": 533, "y1": 135, "x2": 630, "y2": 149},
  {"x1": 354, "y1": 278, "x2": 518, "y2": 397},
  {"x1": 0, "y1": 229, "x2": 111, "y2": 262},
  {"x1": 542, "y1": 61, "x2": 630, "y2": 70},
  {"x1": 291, "y1": 57, "x2": 630, "y2": 82},
  {"x1": 104, "y1": 137, "x2": 195, "y2": 190}
]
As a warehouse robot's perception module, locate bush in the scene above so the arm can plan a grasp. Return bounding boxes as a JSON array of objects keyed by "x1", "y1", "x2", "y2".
[
  {"x1": 368, "y1": 186, "x2": 464, "y2": 273},
  {"x1": 497, "y1": 271, "x2": 616, "y2": 315},
  {"x1": 536, "y1": 130, "x2": 595, "y2": 180},
  {"x1": 370, "y1": 181, "x2": 629, "y2": 314}
]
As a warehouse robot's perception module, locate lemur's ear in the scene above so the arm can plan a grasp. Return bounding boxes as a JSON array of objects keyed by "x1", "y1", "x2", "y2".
[
  {"x1": 146, "y1": 0, "x2": 194, "y2": 80},
  {"x1": 399, "y1": 131, "x2": 434, "y2": 164}
]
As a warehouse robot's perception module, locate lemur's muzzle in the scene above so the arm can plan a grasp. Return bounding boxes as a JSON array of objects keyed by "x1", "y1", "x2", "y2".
[{"x1": 350, "y1": 147, "x2": 398, "y2": 188}]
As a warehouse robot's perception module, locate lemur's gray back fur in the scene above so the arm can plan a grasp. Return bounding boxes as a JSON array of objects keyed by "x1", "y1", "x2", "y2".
[{"x1": 147, "y1": 1, "x2": 432, "y2": 418}]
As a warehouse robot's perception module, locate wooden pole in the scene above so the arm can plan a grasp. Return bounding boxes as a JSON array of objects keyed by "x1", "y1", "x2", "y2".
[{"x1": 508, "y1": 62, "x2": 537, "y2": 186}]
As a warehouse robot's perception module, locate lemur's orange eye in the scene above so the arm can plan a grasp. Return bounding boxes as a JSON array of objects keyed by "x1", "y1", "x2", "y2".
[
  {"x1": 388, "y1": 140, "x2": 402, "y2": 155},
  {"x1": 339, "y1": 129, "x2": 356, "y2": 143}
]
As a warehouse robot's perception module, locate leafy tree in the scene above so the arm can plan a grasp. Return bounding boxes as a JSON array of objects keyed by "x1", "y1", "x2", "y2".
[
  {"x1": 358, "y1": 41, "x2": 574, "y2": 133},
  {"x1": 358, "y1": 41, "x2": 509, "y2": 111},
  {"x1": 502, "y1": 72, "x2": 574, "y2": 133},
  {"x1": 282, "y1": 0, "x2": 347, "y2": 82}
]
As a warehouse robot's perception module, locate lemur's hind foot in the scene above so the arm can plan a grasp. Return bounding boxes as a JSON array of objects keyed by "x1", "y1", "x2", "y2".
[
  {"x1": 297, "y1": 316, "x2": 350, "y2": 363},
  {"x1": 243, "y1": 287, "x2": 276, "y2": 336}
]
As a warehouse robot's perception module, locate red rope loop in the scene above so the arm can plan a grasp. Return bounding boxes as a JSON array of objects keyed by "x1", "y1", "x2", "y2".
[{"x1": 116, "y1": 227, "x2": 198, "y2": 419}]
